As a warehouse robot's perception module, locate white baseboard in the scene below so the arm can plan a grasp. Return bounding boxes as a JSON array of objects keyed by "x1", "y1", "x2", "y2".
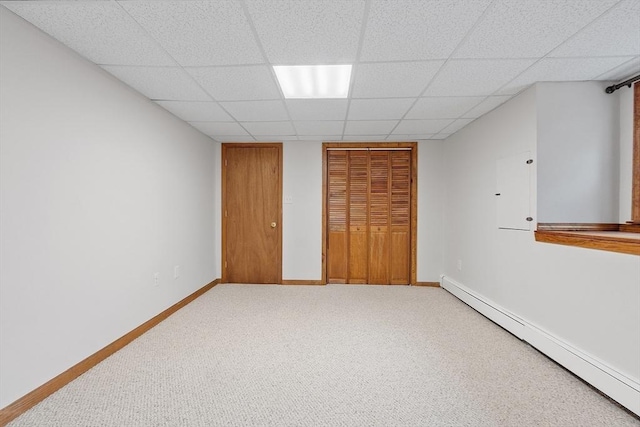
[{"x1": 441, "y1": 275, "x2": 640, "y2": 416}]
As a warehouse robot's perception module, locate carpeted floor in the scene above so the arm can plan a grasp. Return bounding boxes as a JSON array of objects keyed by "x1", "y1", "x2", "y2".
[{"x1": 8, "y1": 284, "x2": 640, "y2": 426}]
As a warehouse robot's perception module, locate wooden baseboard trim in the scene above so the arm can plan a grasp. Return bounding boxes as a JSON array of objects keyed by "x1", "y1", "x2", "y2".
[
  {"x1": 0, "y1": 279, "x2": 221, "y2": 426},
  {"x1": 413, "y1": 281, "x2": 440, "y2": 287},
  {"x1": 281, "y1": 280, "x2": 325, "y2": 285}
]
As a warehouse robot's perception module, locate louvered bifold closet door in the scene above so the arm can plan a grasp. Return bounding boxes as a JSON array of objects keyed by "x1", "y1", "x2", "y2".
[
  {"x1": 327, "y1": 149, "x2": 411, "y2": 285},
  {"x1": 368, "y1": 151, "x2": 390, "y2": 284},
  {"x1": 327, "y1": 150, "x2": 348, "y2": 283},
  {"x1": 390, "y1": 151, "x2": 411, "y2": 284},
  {"x1": 348, "y1": 151, "x2": 369, "y2": 283}
]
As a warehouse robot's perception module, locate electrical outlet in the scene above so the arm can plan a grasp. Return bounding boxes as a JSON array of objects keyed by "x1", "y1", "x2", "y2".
[
  {"x1": 174, "y1": 265, "x2": 180, "y2": 280},
  {"x1": 284, "y1": 195, "x2": 293, "y2": 204},
  {"x1": 457, "y1": 260, "x2": 462, "y2": 271},
  {"x1": 153, "y1": 272, "x2": 160, "y2": 287}
]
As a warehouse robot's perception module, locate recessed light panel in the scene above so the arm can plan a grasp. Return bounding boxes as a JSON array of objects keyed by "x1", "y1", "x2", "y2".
[{"x1": 273, "y1": 65, "x2": 352, "y2": 99}]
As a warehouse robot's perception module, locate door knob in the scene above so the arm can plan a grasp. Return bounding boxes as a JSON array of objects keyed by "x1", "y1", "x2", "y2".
[{"x1": 270, "y1": 222, "x2": 277, "y2": 228}]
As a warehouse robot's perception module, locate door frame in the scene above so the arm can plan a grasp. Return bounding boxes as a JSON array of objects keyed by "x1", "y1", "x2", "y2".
[
  {"x1": 221, "y1": 143, "x2": 283, "y2": 283},
  {"x1": 321, "y1": 142, "x2": 418, "y2": 285}
]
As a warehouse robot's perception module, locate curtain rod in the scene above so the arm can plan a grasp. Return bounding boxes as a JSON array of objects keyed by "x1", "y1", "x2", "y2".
[{"x1": 605, "y1": 74, "x2": 640, "y2": 94}]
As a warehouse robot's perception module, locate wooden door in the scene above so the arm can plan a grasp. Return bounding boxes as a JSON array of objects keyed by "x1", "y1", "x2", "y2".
[
  {"x1": 222, "y1": 144, "x2": 282, "y2": 284},
  {"x1": 326, "y1": 149, "x2": 411, "y2": 285}
]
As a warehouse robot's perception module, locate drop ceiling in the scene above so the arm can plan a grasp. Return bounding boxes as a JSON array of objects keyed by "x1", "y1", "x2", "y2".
[{"x1": 1, "y1": 0, "x2": 638, "y2": 142}]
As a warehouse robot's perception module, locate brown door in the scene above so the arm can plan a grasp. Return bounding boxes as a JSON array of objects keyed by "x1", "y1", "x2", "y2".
[
  {"x1": 326, "y1": 149, "x2": 411, "y2": 285},
  {"x1": 222, "y1": 144, "x2": 282, "y2": 284}
]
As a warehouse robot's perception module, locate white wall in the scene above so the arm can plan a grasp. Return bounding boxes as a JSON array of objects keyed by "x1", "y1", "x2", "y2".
[
  {"x1": 417, "y1": 140, "x2": 444, "y2": 282},
  {"x1": 0, "y1": 8, "x2": 217, "y2": 408},
  {"x1": 537, "y1": 82, "x2": 619, "y2": 223},
  {"x1": 213, "y1": 142, "x2": 222, "y2": 278},
  {"x1": 443, "y1": 85, "x2": 640, "y2": 410},
  {"x1": 618, "y1": 86, "x2": 635, "y2": 223},
  {"x1": 282, "y1": 141, "x2": 323, "y2": 280}
]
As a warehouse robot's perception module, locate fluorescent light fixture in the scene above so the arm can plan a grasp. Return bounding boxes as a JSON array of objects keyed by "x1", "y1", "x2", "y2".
[{"x1": 273, "y1": 65, "x2": 352, "y2": 99}]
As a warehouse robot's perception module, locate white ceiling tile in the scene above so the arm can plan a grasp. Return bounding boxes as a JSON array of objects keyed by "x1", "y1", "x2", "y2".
[
  {"x1": 392, "y1": 120, "x2": 454, "y2": 135},
  {"x1": 101, "y1": 66, "x2": 210, "y2": 100},
  {"x1": 352, "y1": 62, "x2": 444, "y2": 98},
  {"x1": 453, "y1": 0, "x2": 618, "y2": 59},
  {"x1": 431, "y1": 134, "x2": 451, "y2": 140},
  {"x1": 424, "y1": 59, "x2": 536, "y2": 97},
  {"x1": 595, "y1": 56, "x2": 640, "y2": 81},
  {"x1": 188, "y1": 66, "x2": 280, "y2": 101},
  {"x1": 188, "y1": 122, "x2": 249, "y2": 136},
  {"x1": 344, "y1": 120, "x2": 397, "y2": 135},
  {"x1": 348, "y1": 99, "x2": 414, "y2": 120},
  {"x1": 1, "y1": 1, "x2": 174, "y2": 65},
  {"x1": 155, "y1": 101, "x2": 232, "y2": 122},
  {"x1": 294, "y1": 121, "x2": 344, "y2": 136},
  {"x1": 463, "y1": 96, "x2": 511, "y2": 118},
  {"x1": 119, "y1": 1, "x2": 264, "y2": 66},
  {"x1": 242, "y1": 121, "x2": 296, "y2": 136},
  {"x1": 550, "y1": 0, "x2": 640, "y2": 58},
  {"x1": 342, "y1": 135, "x2": 388, "y2": 141},
  {"x1": 406, "y1": 97, "x2": 484, "y2": 119},
  {"x1": 439, "y1": 118, "x2": 475, "y2": 135},
  {"x1": 245, "y1": 0, "x2": 364, "y2": 64},
  {"x1": 220, "y1": 101, "x2": 289, "y2": 122},
  {"x1": 498, "y1": 57, "x2": 634, "y2": 95},
  {"x1": 361, "y1": 0, "x2": 491, "y2": 61},
  {"x1": 297, "y1": 136, "x2": 342, "y2": 141},
  {"x1": 285, "y1": 100, "x2": 348, "y2": 121}
]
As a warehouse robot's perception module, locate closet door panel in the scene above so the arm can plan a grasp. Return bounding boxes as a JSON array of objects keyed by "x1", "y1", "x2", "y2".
[
  {"x1": 390, "y1": 229, "x2": 409, "y2": 284},
  {"x1": 368, "y1": 151, "x2": 390, "y2": 284},
  {"x1": 390, "y1": 151, "x2": 411, "y2": 284},
  {"x1": 348, "y1": 151, "x2": 369, "y2": 284},
  {"x1": 327, "y1": 151, "x2": 348, "y2": 283}
]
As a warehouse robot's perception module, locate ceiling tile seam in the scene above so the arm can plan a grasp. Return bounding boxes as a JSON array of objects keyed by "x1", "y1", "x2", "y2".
[
  {"x1": 342, "y1": 0, "x2": 372, "y2": 140},
  {"x1": 108, "y1": 0, "x2": 255, "y2": 140},
  {"x1": 239, "y1": 0, "x2": 298, "y2": 142},
  {"x1": 111, "y1": 0, "x2": 260, "y2": 141},
  {"x1": 545, "y1": 0, "x2": 627, "y2": 59},
  {"x1": 180, "y1": 63, "x2": 267, "y2": 69},
  {"x1": 592, "y1": 56, "x2": 640, "y2": 80},
  {"x1": 384, "y1": 0, "x2": 497, "y2": 137},
  {"x1": 487, "y1": 0, "x2": 627, "y2": 100}
]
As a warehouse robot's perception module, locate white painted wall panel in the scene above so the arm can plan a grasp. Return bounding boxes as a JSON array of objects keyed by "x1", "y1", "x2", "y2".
[
  {"x1": 0, "y1": 8, "x2": 216, "y2": 407},
  {"x1": 537, "y1": 82, "x2": 619, "y2": 223},
  {"x1": 443, "y1": 85, "x2": 640, "y2": 408},
  {"x1": 496, "y1": 152, "x2": 532, "y2": 231},
  {"x1": 282, "y1": 142, "x2": 323, "y2": 280},
  {"x1": 618, "y1": 86, "x2": 634, "y2": 223},
  {"x1": 417, "y1": 141, "x2": 445, "y2": 282}
]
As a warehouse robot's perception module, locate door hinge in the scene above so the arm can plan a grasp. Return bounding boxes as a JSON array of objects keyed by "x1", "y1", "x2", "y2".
[
  {"x1": 224, "y1": 261, "x2": 227, "y2": 268},
  {"x1": 225, "y1": 159, "x2": 228, "y2": 166},
  {"x1": 225, "y1": 210, "x2": 228, "y2": 217}
]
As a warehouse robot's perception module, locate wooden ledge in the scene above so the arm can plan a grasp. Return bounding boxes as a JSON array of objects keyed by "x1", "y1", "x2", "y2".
[{"x1": 535, "y1": 227, "x2": 640, "y2": 256}]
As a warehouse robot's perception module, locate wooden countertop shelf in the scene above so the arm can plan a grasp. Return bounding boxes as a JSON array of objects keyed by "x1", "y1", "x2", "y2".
[{"x1": 535, "y1": 223, "x2": 640, "y2": 256}]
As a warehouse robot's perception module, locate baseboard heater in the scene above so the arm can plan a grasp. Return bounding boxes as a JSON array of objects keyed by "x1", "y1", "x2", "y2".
[{"x1": 440, "y1": 275, "x2": 640, "y2": 416}]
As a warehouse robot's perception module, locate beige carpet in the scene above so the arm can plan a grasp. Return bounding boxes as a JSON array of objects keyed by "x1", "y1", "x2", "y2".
[{"x1": 8, "y1": 284, "x2": 640, "y2": 426}]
